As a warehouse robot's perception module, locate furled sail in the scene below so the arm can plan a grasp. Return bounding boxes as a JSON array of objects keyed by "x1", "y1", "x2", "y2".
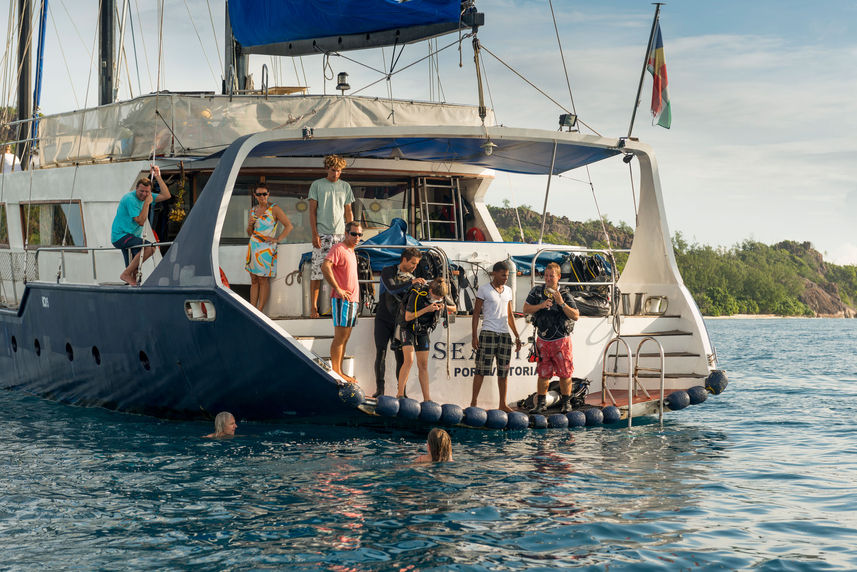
[{"x1": 227, "y1": 0, "x2": 477, "y2": 56}]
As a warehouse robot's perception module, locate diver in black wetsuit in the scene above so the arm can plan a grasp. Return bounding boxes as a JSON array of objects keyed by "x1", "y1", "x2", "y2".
[{"x1": 372, "y1": 247, "x2": 425, "y2": 397}]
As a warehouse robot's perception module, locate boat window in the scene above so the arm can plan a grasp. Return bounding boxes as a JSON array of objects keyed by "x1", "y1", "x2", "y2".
[
  {"x1": 350, "y1": 182, "x2": 408, "y2": 232},
  {"x1": 0, "y1": 204, "x2": 8, "y2": 246},
  {"x1": 19, "y1": 201, "x2": 85, "y2": 248},
  {"x1": 219, "y1": 175, "x2": 410, "y2": 244}
]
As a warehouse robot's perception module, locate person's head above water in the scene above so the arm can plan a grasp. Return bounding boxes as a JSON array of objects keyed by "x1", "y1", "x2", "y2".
[
  {"x1": 426, "y1": 428, "x2": 452, "y2": 462},
  {"x1": 209, "y1": 411, "x2": 237, "y2": 437}
]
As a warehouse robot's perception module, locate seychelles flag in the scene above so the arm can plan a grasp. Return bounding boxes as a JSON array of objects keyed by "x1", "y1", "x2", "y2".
[{"x1": 646, "y1": 22, "x2": 671, "y2": 128}]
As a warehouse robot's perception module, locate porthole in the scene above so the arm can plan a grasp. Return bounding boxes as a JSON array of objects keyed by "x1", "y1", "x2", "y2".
[
  {"x1": 34, "y1": 338, "x2": 41, "y2": 356},
  {"x1": 11, "y1": 336, "x2": 16, "y2": 352},
  {"x1": 66, "y1": 343, "x2": 74, "y2": 362},
  {"x1": 92, "y1": 346, "x2": 101, "y2": 365},
  {"x1": 139, "y1": 350, "x2": 151, "y2": 371}
]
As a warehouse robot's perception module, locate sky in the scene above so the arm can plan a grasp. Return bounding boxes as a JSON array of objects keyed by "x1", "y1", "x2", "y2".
[{"x1": 2, "y1": 0, "x2": 855, "y2": 264}]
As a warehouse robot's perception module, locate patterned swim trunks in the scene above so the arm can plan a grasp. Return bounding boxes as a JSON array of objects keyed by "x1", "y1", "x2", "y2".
[
  {"x1": 535, "y1": 336, "x2": 574, "y2": 379},
  {"x1": 311, "y1": 233, "x2": 344, "y2": 280},
  {"x1": 474, "y1": 330, "x2": 513, "y2": 377}
]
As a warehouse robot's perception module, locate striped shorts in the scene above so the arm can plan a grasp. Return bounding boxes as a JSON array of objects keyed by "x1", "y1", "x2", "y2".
[
  {"x1": 331, "y1": 297, "x2": 358, "y2": 328},
  {"x1": 474, "y1": 330, "x2": 513, "y2": 377}
]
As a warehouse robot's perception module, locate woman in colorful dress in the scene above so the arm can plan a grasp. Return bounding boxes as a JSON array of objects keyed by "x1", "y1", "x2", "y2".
[{"x1": 246, "y1": 183, "x2": 293, "y2": 311}]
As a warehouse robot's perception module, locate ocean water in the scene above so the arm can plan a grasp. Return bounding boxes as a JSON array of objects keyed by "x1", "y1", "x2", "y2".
[{"x1": 2, "y1": 318, "x2": 856, "y2": 570}]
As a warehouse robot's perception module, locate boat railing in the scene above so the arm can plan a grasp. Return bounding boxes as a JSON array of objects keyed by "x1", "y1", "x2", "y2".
[
  {"x1": 33, "y1": 242, "x2": 173, "y2": 284},
  {"x1": 528, "y1": 247, "x2": 623, "y2": 311},
  {"x1": 355, "y1": 243, "x2": 453, "y2": 377}
]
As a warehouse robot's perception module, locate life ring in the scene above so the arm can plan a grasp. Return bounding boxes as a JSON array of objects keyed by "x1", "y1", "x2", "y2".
[
  {"x1": 219, "y1": 267, "x2": 230, "y2": 289},
  {"x1": 466, "y1": 227, "x2": 485, "y2": 241}
]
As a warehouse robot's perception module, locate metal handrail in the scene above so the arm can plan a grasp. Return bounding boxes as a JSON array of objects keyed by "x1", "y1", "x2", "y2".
[
  {"x1": 601, "y1": 336, "x2": 632, "y2": 417},
  {"x1": 528, "y1": 246, "x2": 622, "y2": 289},
  {"x1": 355, "y1": 243, "x2": 452, "y2": 376},
  {"x1": 635, "y1": 336, "x2": 666, "y2": 427},
  {"x1": 34, "y1": 242, "x2": 173, "y2": 283}
]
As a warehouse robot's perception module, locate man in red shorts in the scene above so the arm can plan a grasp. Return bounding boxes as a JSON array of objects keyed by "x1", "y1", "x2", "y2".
[{"x1": 523, "y1": 261, "x2": 580, "y2": 414}]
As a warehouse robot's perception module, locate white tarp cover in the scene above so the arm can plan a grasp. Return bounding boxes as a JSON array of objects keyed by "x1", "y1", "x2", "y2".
[{"x1": 37, "y1": 94, "x2": 494, "y2": 167}]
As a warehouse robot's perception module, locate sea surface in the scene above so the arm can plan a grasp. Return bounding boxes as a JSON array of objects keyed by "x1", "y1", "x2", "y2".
[{"x1": 2, "y1": 318, "x2": 856, "y2": 570}]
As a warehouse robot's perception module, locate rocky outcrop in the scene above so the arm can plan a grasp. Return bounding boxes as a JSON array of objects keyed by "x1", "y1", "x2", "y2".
[{"x1": 800, "y1": 278, "x2": 856, "y2": 318}]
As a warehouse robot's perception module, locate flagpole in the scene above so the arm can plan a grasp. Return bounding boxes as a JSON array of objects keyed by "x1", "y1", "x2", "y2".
[{"x1": 627, "y1": 3, "x2": 664, "y2": 138}]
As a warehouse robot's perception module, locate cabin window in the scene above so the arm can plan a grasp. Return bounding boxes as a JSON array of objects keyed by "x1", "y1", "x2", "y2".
[
  {"x1": 0, "y1": 203, "x2": 8, "y2": 246},
  {"x1": 218, "y1": 175, "x2": 409, "y2": 244},
  {"x1": 19, "y1": 201, "x2": 85, "y2": 248}
]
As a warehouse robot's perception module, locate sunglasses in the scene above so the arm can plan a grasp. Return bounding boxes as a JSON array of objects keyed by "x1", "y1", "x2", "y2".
[
  {"x1": 255, "y1": 192, "x2": 268, "y2": 197},
  {"x1": 349, "y1": 232, "x2": 363, "y2": 237}
]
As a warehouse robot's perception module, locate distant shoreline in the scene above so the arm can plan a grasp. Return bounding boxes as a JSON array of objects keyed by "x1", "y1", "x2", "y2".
[{"x1": 705, "y1": 314, "x2": 852, "y2": 319}]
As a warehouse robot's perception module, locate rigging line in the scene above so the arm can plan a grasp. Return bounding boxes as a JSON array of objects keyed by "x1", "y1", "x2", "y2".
[
  {"x1": 627, "y1": 159, "x2": 638, "y2": 226},
  {"x1": 152, "y1": 0, "x2": 164, "y2": 158},
  {"x1": 480, "y1": 44, "x2": 602, "y2": 136},
  {"x1": 327, "y1": 50, "x2": 386, "y2": 76},
  {"x1": 132, "y1": 0, "x2": 153, "y2": 92},
  {"x1": 56, "y1": 0, "x2": 102, "y2": 263},
  {"x1": 56, "y1": 0, "x2": 89, "y2": 60},
  {"x1": 182, "y1": 0, "x2": 218, "y2": 88},
  {"x1": 548, "y1": 0, "x2": 577, "y2": 116},
  {"x1": 205, "y1": 0, "x2": 222, "y2": 77},
  {"x1": 434, "y1": 38, "x2": 446, "y2": 102},
  {"x1": 122, "y1": 36, "x2": 134, "y2": 98},
  {"x1": 478, "y1": 50, "x2": 496, "y2": 124},
  {"x1": 47, "y1": 3, "x2": 80, "y2": 108},
  {"x1": 299, "y1": 56, "x2": 308, "y2": 87},
  {"x1": 350, "y1": 35, "x2": 466, "y2": 96},
  {"x1": 1, "y1": 0, "x2": 17, "y2": 110},
  {"x1": 584, "y1": 164, "x2": 615, "y2": 253},
  {"x1": 291, "y1": 56, "x2": 300, "y2": 86},
  {"x1": 155, "y1": 109, "x2": 185, "y2": 151},
  {"x1": 127, "y1": 2, "x2": 142, "y2": 97}
]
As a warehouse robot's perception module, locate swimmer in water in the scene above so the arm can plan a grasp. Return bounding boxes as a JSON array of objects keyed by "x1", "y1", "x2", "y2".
[
  {"x1": 415, "y1": 428, "x2": 453, "y2": 462},
  {"x1": 204, "y1": 411, "x2": 237, "y2": 438}
]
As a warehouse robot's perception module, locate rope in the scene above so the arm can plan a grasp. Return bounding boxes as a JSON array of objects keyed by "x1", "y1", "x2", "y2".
[
  {"x1": 480, "y1": 44, "x2": 601, "y2": 136},
  {"x1": 127, "y1": 1, "x2": 142, "y2": 95},
  {"x1": 548, "y1": 0, "x2": 577, "y2": 116},
  {"x1": 47, "y1": 3, "x2": 80, "y2": 108},
  {"x1": 54, "y1": 0, "x2": 102, "y2": 282},
  {"x1": 478, "y1": 49, "x2": 495, "y2": 124},
  {"x1": 205, "y1": 0, "x2": 223, "y2": 78},
  {"x1": 183, "y1": 0, "x2": 219, "y2": 88},
  {"x1": 350, "y1": 35, "x2": 466, "y2": 96},
  {"x1": 133, "y1": 0, "x2": 154, "y2": 91}
]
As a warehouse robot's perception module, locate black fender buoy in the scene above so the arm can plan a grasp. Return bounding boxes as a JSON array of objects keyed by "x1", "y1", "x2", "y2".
[
  {"x1": 485, "y1": 409, "x2": 509, "y2": 429},
  {"x1": 419, "y1": 401, "x2": 442, "y2": 423},
  {"x1": 440, "y1": 403, "x2": 464, "y2": 425},
  {"x1": 584, "y1": 408, "x2": 604, "y2": 426},
  {"x1": 687, "y1": 385, "x2": 708, "y2": 405},
  {"x1": 567, "y1": 410, "x2": 586, "y2": 427},
  {"x1": 665, "y1": 390, "x2": 690, "y2": 410},
  {"x1": 547, "y1": 413, "x2": 568, "y2": 428},
  {"x1": 531, "y1": 414, "x2": 548, "y2": 429},
  {"x1": 601, "y1": 405, "x2": 621, "y2": 424},
  {"x1": 375, "y1": 395, "x2": 399, "y2": 417},
  {"x1": 507, "y1": 411, "x2": 529, "y2": 431},
  {"x1": 705, "y1": 370, "x2": 729, "y2": 395},
  {"x1": 338, "y1": 384, "x2": 364, "y2": 407},
  {"x1": 463, "y1": 406, "x2": 487, "y2": 428},
  {"x1": 398, "y1": 397, "x2": 421, "y2": 420}
]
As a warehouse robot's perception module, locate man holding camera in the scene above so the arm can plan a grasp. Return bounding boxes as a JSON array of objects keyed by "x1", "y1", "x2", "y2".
[{"x1": 523, "y1": 262, "x2": 580, "y2": 414}]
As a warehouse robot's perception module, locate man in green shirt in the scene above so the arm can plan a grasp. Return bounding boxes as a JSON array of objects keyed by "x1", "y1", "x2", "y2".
[{"x1": 308, "y1": 155, "x2": 354, "y2": 317}]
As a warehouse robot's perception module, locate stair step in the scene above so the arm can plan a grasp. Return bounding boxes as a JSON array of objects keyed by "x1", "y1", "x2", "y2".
[
  {"x1": 607, "y1": 351, "x2": 700, "y2": 358},
  {"x1": 618, "y1": 330, "x2": 692, "y2": 337},
  {"x1": 604, "y1": 371, "x2": 706, "y2": 379}
]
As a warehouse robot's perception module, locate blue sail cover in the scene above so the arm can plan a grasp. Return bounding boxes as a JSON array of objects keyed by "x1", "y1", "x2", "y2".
[{"x1": 229, "y1": 0, "x2": 462, "y2": 49}]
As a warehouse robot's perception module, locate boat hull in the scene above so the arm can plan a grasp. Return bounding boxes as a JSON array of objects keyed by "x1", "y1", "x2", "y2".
[{"x1": 0, "y1": 283, "x2": 356, "y2": 421}]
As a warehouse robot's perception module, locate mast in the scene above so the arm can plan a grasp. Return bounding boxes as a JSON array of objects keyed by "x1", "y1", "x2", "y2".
[
  {"x1": 16, "y1": 0, "x2": 32, "y2": 160},
  {"x1": 32, "y1": 0, "x2": 47, "y2": 152},
  {"x1": 99, "y1": 0, "x2": 115, "y2": 105},
  {"x1": 627, "y1": 3, "x2": 663, "y2": 138},
  {"x1": 223, "y1": 1, "x2": 248, "y2": 94}
]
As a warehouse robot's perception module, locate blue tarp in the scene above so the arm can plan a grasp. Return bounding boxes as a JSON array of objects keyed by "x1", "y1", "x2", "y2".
[
  {"x1": 299, "y1": 218, "x2": 420, "y2": 272},
  {"x1": 228, "y1": 0, "x2": 461, "y2": 48}
]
